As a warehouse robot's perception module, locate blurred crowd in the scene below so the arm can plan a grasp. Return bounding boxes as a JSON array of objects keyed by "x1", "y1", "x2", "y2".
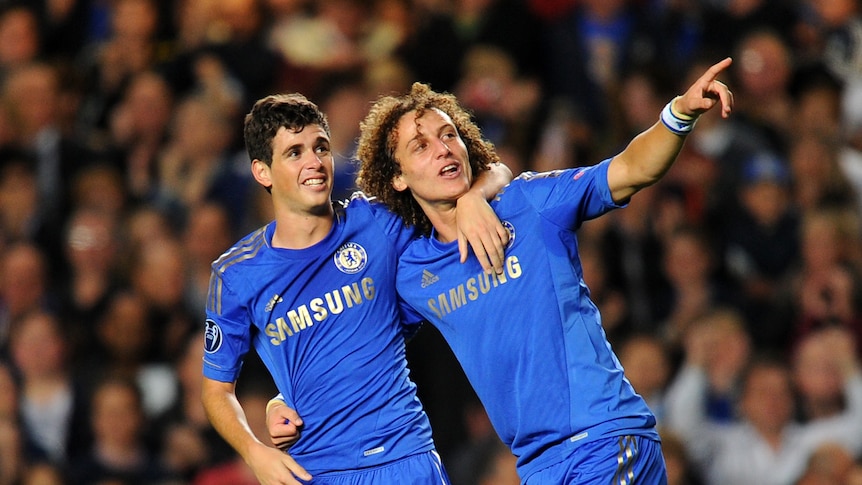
[{"x1": 1, "y1": 0, "x2": 862, "y2": 484}]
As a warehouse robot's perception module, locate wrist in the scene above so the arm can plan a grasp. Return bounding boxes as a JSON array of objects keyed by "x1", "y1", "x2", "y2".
[
  {"x1": 460, "y1": 187, "x2": 484, "y2": 202},
  {"x1": 660, "y1": 96, "x2": 698, "y2": 135},
  {"x1": 670, "y1": 96, "x2": 696, "y2": 120},
  {"x1": 266, "y1": 397, "x2": 286, "y2": 415}
]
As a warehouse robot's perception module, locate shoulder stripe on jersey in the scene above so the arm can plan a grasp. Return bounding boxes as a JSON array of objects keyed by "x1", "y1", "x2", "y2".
[
  {"x1": 207, "y1": 272, "x2": 223, "y2": 315},
  {"x1": 208, "y1": 227, "x2": 267, "y2": 315},
  {"x1": 212, "y1": 227, "x2": 267, "y2": 268}
]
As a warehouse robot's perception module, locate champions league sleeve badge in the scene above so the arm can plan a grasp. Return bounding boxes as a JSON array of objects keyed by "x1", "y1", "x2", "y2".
[
  {"x1": 334, "y1": 242, "x2": 367, "y2": 274},
  {"x1": 204, "y1": 319, "x2": 223, "y2": 353}
]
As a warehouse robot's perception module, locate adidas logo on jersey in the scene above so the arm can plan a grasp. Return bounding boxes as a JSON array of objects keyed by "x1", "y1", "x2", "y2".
[
  {"x1": 421, "y1": 269, "x2": 439, "y2": 288},
  {"x1": 265, "y1": 294, "x2": 283, "y2": 312}
]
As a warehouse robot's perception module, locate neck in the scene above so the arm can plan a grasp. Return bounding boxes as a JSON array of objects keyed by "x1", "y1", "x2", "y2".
[
  {"x1": 754, "y1": 422, "x2": 784, "y2": 450},
  {"x1": 272, "y1": 207, "x2": 334, "y2": 249},
  {"x1": 421, "y1": 200, "x2": 459, "y2": 243},
  {"x1": 24, "y1": 376, "x2": 69, "y2": 400}
]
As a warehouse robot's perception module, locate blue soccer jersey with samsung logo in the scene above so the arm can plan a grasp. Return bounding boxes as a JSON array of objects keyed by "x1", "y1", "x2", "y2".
[
  {"x1": 396, "y1": 159, "x2": 659, "y2": 480},
  {"x1": 202, "y1": 194, "x2": 435, "y2": 476}
]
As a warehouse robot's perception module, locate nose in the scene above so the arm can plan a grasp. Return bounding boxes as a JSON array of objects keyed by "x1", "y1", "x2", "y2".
[
  {"x1": 433, "y1": 137, "x2": 451, "y2": 157},
  {"x1": 307, "y1": 152, "x2": 325, "y2": 168}
]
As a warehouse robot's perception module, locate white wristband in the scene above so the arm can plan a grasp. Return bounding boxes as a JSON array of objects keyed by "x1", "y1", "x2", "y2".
[
  {"x1": 266, "y1": 397, "x2": 286, "y2": 415},
  {"x1": 660, "y1": 98, "x2": 697, "y2": 136}
]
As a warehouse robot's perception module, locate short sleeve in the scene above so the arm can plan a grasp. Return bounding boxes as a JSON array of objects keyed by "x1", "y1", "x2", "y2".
[{"x1": 202, "y1": 270, "x2": 252, "y2": 383}]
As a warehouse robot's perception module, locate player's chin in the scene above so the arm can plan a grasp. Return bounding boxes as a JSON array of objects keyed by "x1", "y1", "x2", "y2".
[{"x1": 445, "y1": 180, "x2": 472, "y2": 200}]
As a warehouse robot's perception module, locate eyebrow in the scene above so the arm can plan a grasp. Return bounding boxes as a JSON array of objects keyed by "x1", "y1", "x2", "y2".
[
  {"x1": 405, "y1": 132, "x2": 424, "y2": 149},
  {"x1": 281, "y1": 136, "x2": 329, "y2": 156},
  {"x1": 280, "y1": 143, "x2": 303, "y2": 156},
  {"x1": 403, "y1": 121, "x2": 427, "y2": 151}
]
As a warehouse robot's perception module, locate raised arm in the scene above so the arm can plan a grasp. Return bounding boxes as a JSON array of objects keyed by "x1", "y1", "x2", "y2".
[
  {"x1": 455, "y1": 161, "x2": 514, "y2": 274},
  {"x1": 663, "y1": 324, "x2": 722, "y2": 468},
  {"x1": 201, "y1": 377, "x2": 311, "y2": 485},
  {"x1": 607, "y1": 57, "x2": 734, "y2": 203}
]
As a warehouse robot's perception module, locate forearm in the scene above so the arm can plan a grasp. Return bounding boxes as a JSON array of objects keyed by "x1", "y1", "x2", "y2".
[
  {"x1": 608, "y1": 114, "x2": 687, "y2": 202},
  {"x1": 609, "y1": 58, "x2": 733, "y2": 202},
  {"x1": 664, "y1": 364, "x2": 710, "y2": 436},
  {"x1": 202, "y1": 378, "x2": 265, "y2": 461},
  {"x1": 203, "y1": 379, "x2": 312, "y2": 483}
]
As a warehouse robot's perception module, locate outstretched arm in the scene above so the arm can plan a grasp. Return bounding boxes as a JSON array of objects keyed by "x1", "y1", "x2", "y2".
[
  {"x1": 455, "y1": 161, "x2": 514, "y2": 274},
  {"x1": 201, "y1": 377, "x2": 311, "y2": 485},
  {"x1": 608, "y1": 57, "x2": 734, "y2": 203}
]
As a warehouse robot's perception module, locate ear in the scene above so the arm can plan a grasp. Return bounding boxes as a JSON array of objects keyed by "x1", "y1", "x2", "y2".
[
  {"x1": 251, "y1": 159, "x2": 273, "y2": 189},
  {"x1": 392, "y1": 173, "x2": 408, "y2": 192}
]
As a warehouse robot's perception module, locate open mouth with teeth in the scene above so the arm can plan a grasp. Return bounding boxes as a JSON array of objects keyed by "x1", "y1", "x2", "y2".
[
  {"x1": 303, "y1": 178, "x2": 325, "y2": 186},
  {"x1": 441, "y1": 163, "x2": 459, "y2": 175}
]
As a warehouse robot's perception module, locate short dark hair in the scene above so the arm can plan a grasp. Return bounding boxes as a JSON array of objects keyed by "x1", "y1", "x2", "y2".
[{"x1": 243, "y1": 93, "x2": 331, "y2": 166}]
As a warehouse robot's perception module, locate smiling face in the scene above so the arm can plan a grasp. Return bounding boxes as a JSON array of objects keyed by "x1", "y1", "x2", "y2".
[
  {"x1": 392, "y1": 108, "x2": 473, "y2": 209},
  {"x1": 252, "y1": 124, "x2": 333, "y2": 217}
]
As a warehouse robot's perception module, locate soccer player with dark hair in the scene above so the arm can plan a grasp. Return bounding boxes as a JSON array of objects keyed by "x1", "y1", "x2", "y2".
[{"x1": 201, "y1": 92, "x2": 511, "y2": 484}]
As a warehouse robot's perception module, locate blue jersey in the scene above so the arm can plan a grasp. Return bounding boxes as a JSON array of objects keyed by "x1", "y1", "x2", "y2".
[
  {"x1": 396, "y1": 160, "x2": 659, "y2": 480},
  {"x1": 202, "y1": 194, "x2": 434, "y2": 475}
]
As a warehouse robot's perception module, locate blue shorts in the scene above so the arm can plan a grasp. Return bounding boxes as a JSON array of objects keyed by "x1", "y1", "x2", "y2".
[
  {"x1": 302, "y1": 450, "x2": 450, "y2": 485},
  {"x1": 525, "y1": 435, "x2": 667, "y2": 485}
]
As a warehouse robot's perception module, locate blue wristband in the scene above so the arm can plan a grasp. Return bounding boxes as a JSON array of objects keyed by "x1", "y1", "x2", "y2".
[{"x1": 660, "y1": 98, "x2": 697, "y2": 135}]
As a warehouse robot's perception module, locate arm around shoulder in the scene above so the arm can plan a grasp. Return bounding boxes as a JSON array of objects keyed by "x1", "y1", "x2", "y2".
[
  {"x1": 455, "y1": 161, "x2": 514, "y2": 273},
  {"x1": 471, "y1": 161, "x2": 513, "y2": 200}
]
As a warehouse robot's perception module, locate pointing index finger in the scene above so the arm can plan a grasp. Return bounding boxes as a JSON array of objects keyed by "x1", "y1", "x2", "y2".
[{"x1": 700, "y1": 57, "x2": 733, "y2": 85}]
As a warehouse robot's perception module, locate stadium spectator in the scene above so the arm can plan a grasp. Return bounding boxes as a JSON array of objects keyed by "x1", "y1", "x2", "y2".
[
  {"x1": 67, "y1": 374, "x2": 173, "y2": 484},
  {"x1": 666, "y1": 340, "x2": 862, "y2": 485},
  {"x1": 8, "y1": 311, "x2": 89, "y2": 467}
]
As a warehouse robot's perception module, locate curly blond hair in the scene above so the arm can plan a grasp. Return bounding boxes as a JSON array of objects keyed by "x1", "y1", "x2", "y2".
[{"x1": 356, "y1": 82, "x2": 500, "y2": 235}]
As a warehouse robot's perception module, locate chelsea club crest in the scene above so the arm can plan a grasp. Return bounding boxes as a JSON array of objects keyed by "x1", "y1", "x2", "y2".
[
  {"x1": 503, "y1": 220, "x2": 515, "y2": 248},
  {"x1": 334, "y1": 242, "x2": 367, "y2": 274}
]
